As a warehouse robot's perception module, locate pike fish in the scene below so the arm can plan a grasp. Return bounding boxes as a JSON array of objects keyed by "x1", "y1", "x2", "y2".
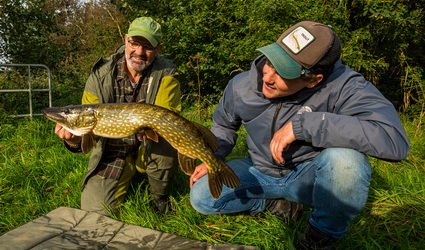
[{"x1": 42, "y1": 103, "x2": 240, "y2": 199}]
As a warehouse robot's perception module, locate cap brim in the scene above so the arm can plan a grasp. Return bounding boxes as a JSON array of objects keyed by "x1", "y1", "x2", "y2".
[
  {"x1": 256, "y1": 43, "x2": 302, "y2": 79},
  {"x1": 127, "y1": 31, "x2": 159, "y2": 47}
]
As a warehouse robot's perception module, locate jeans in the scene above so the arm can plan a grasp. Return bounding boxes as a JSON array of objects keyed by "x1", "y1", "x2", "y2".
[{"x1": 190, "y1": 148, "x2": 372, "y2": 238}]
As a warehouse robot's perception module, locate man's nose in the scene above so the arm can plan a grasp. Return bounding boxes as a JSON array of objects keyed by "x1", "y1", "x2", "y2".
[
  {"x1": 263, "y1": 74, "x2": 274, "y2": 84},
  {"x1": 134, "y1": 46, "x2": 147, "y2": 55}
]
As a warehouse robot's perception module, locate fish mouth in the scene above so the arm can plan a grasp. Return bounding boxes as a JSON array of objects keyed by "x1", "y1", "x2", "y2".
[{"x1": 41, "y1": 107, "x2": 67, "y2": 122}]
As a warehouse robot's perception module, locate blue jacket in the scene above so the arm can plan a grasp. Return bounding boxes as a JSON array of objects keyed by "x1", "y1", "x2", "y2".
[{"x1": 212, "y1": 55, "x2": 410, "y2": 177}]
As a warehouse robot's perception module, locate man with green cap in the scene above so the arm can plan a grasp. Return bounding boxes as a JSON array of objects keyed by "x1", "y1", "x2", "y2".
[
  {"x1": 54, "y1": 17, "x2": 182, "y2": 215},
  {"x1": 189, "y1": 21, "x2": 410, "y2": 249}
]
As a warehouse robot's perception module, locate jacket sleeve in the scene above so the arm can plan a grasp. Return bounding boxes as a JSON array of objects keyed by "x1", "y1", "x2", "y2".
[
  {"x1": 81, "y1": 71, "x2": 103, "y2": 105},
  {"x1": 210, "y1": 80, "x2": 242, "y2": 160},
  {"x1": 154, "y1": 75, "x2": 181, "y2": 113},
  {"x1": 292, "y1": 77, "x2": 410, "y2": 161}
]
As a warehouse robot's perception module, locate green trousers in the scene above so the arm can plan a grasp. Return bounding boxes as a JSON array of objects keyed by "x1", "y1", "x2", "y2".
[{"x1": 80, "y1": 137, "x2": 178, "y2": 216}]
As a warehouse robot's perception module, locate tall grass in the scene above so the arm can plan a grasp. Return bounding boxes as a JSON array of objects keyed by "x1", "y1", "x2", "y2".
[{"x1": 0, "y1": 108, "x2": 424, "y2": 249}]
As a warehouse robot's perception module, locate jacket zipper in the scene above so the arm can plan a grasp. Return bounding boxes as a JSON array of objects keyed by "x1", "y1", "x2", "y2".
[{"x1": 271, "y1": 101, "x2": 283, "y2": 165}]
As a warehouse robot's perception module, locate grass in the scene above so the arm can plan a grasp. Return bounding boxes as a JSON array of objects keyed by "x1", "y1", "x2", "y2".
[{"x1": 0, "y1": 108, "x2": 424, "y2": 249}]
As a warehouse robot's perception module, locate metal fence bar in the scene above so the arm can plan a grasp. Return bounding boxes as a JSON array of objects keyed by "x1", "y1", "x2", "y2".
[{"x1": 0, "y1": 63, "x2": 52, "y2": 117}]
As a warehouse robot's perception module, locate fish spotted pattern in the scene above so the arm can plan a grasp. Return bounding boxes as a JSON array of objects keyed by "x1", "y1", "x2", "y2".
[{"x1": 42, "y1": 103, "x2": 240, "y2": 199}]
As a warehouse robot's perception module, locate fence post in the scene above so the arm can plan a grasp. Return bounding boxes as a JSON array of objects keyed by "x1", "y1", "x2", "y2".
[{"x1": 0, "y1": 64, "x2": 52, "y2": 117}]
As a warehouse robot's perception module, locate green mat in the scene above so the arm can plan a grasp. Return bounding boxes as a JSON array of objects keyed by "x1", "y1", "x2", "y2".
[{"x1": 0, "y1": 207, "x2": 257, "y2": 250}]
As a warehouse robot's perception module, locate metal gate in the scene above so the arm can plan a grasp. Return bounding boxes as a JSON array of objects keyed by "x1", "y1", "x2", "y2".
[{"x1": 0, "y1": 64, "x2": 52, "y2": 117}]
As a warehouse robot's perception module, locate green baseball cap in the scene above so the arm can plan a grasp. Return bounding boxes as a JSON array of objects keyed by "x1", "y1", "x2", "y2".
[
  {"x1": 127, "y1": 17, "x2": 163, "y2": 47},
  {"x1": 257, "y1": 21, "x2": 341, "y2": 79}
]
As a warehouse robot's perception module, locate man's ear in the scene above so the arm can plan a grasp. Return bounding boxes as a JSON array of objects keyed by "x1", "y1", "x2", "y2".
[
  {"x1": 156, "y1": 43, "x2": 164, "y2": 53},
  {"x1": 306, "y1": 74, "x2": 324, "y2": 88}
]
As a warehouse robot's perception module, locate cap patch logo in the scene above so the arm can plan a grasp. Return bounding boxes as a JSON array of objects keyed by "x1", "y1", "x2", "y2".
[{"x1": 282, "y1": 26, "x2": 315, "y2": 54}]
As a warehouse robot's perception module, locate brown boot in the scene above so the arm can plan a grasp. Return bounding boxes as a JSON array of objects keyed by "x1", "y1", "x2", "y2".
[
  {"x1": 151, "y1": 194, "x2": 170, "y2": 214},
  {"x1": 252, "y1": 199, "x2": 304, "y2": 223},
  {"x1": 296, "y1": 223, "x2": 337, "y2": 250},
  {"x1": 148, "y1": 176, "x2": 171, "y2": 214}
]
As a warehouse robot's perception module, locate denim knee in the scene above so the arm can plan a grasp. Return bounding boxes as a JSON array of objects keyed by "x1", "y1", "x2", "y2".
[
  {"x1": 317, "y1": 148, "x2": 371, "y2": 190},
  {"x1": 190, "y1": 175, "x2": 217, "y2": 215},
  {"x1": 307, "y1": 148, "x2": 372, "y2": 238}
]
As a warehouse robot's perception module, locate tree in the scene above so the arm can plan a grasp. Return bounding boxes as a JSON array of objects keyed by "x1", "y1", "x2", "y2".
[
  {"x1": 1, "y1": 0, "x2": 423, "y2": 112},
  {"x1": 0, "y1": 0, "x2": 62, "y2": 67}
]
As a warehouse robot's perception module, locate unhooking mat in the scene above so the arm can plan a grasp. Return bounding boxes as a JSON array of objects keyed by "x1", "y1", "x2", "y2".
[{"x1": 0, "y1": 207, "x2": 257, "y2": 250}]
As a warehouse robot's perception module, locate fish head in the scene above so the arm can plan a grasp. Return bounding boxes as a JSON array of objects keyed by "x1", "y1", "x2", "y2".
[{"x1": 42, "y1": 105, "x2": 97, "y2": 136}]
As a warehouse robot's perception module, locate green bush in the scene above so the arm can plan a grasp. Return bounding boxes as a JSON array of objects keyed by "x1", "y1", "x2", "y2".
[{"x1": 0, "y1": 0, "x2": 423, "y2": 113}]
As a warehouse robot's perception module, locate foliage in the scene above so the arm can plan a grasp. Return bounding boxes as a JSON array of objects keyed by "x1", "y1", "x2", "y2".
[
  {"x1": 0, "y1": 0, "x2": 60, "y2": 67},
  {"x1": 0, "y1": 0, "x2": 126, "y2": 107},
  {"x1": 1, "y1": 0, "x2": 423, "y2": 113},
  {"x1": 341, "y1": 0, "x2": 424, "y2": 111},
  {"x1": 49, "y1": 0, "x2": 125, "y2": 84},
  {"x1": 109, "y1": 0, "x2": 424, "y2": 112}
]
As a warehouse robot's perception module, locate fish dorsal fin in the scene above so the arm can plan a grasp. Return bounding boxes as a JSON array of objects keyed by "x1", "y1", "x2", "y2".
[
  {"x1": 192, "y1": 122, "x2": 218, "y2": 152},
  {"x1": 178, "y1": 153, "x2": 197, "y2": 175},
  {"x1": 144, "y1": 128, "x2": 159, "y2": 143},
  {"x1": 81, "y1": 133, "x2": 96, "y2": 154}
]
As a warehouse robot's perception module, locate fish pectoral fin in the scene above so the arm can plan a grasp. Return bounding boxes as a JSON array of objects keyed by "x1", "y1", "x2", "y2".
[
  {"x1": 144, "y1": 128, "x2": 159, "y2": 143},
  {"x1": 207, "y1": 160, "x2": 241, "y2": 200},
  {"x1": 178, "y1": 153, "x2": 197, "y2": 175},
  {"x1": 192, "y1": 122, "x2": 219, "y2": 152},
  {"x1": 81, "y1": 133, "x2": 96, "y2": 154}
]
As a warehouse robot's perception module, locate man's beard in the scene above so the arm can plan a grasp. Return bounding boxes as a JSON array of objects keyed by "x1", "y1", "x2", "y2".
[{"x1": 126, "y1": 52, "x2": 153, "y2": 73}]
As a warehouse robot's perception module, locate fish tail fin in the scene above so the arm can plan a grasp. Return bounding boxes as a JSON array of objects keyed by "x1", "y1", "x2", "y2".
[
  {"x1": 208, "y1": 160, "x2": 240, "y2": 200},
  {"x1": 221, "y1": 161, "x2": 240, "y2": 188}
]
